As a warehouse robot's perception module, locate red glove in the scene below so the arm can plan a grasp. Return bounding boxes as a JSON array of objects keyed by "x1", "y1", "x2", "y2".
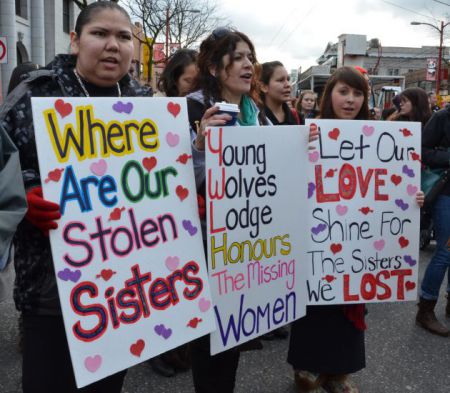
[
  {"x1": 26, "y1": 186, "x2": 61, "y2": 235},
  {"x1": 197, "y1": 194, "x2": 206, "y2": 219}
]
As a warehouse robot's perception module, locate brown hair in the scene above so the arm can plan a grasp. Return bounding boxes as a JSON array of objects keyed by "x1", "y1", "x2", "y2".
[
  {"x1": 319, "y1": 67, "x2": 369, "y2": 120},
  {"x1": 194, "y1": 28, "x2": 260, "y2": 106},
  {"x1": 296, "y1": 90, "x2": 317, "y2": 113}
]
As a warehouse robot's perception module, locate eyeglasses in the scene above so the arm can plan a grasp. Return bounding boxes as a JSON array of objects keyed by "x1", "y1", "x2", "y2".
[{"x1": 212, "y1": 27, "x2": 230, "y2": 40}]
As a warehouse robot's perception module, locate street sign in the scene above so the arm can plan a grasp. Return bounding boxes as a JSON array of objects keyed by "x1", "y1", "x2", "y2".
[{"x1": 0, "y1": 37, "x2": 7, "y2": 64}]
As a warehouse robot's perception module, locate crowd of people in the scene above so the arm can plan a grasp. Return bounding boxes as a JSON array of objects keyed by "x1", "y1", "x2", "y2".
[{"x1": 0, "y1": 2, "x2": 448, "y2": 393}]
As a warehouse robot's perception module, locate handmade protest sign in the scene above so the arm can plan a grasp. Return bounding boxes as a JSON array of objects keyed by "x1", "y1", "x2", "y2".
[
  {"x1": 305, "y1": 119, "x2": 421, "y2": 304},
  {"x1": 206, "y1": 125, "x2": 309, "y2": 354},
  {"x1": 31, "y1": 97, "x2": 215, "y2": 388}
]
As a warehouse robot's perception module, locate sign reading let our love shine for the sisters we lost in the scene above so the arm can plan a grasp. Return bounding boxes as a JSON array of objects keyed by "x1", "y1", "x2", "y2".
[
  {"x1": 206, "y1": 125, "x2": 310, "y2": 354},
  {"x1": 305, "y1": 119, "x2": 421, "y2": 305},
  {"x1": 31, "y1": 97, "x2": 215, "y2": 388}
]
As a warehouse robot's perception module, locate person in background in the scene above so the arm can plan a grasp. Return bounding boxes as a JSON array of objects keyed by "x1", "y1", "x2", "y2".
[
  {"x1": 417, "y1": 104, "x2": 450, "y2": 337},
  {"x1": 157, "y1": 48, "x2": 198, "y2": 97},
  {"x1": 287, "y1": 67, "x2": 424, "y2": 393},
  {"x1": 0, "y1": 2, "x2": 151, "y2": 392},
  {"x1": 259, "y1": 60, "x2": 301, "y2": 127},
  {"x1": 428, "y1": 91, "x2": 441, "y2": 112},
  {"x1": 296, "y1": 89, "x2": 317, "y2": 122},
  {"x1": 187, "y1": 27, "x2": 268, "y2": 393},
  {"x1": 387, "y1": 87, "x2": 431, "y2": 127},
  {"x1": 148, "y1": 47, "x2": 199, "y2": 378}
]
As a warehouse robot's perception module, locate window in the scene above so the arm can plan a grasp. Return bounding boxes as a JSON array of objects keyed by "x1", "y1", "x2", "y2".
[
  {"x1": 387, "y1": 68, "x2": 399, "y2": 76},
  {"x1": 15, "y1": 0, "x2": 28, "y2": 19},
  {"x1": 63, "y1": 0, "x2": 70, "y2": 33}
]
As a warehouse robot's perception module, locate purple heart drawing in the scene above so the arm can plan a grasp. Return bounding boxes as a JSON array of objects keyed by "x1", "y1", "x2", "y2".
[
  {"x1": 112, "y1": 101, "x2": 133, "y2": 114},
  {"x1": 311, "y1": 223, "x2": 327, "y2": 235},
  {"x1": 57, "y1": 268, "x2": 81, "y2": 283},
  {"x1": 154, "y1": 324, "x2": 172, "y2": 339},
  {"x1": 407, "y1": 184, "x2": 418, "y2": 196},
  {"x1": 402, "y1": 165, "x2": 415, "y2": 178},
  {"x1": 395, "y1": 198, "x2": 409, "y2": 211},
  {"x1": 307, "y1": 182, "x2": 316, "y2": 199},
  {"x1": 373, "y1": 239, "x2": 385, "y2": 251},
  {"x1": 404, "y1": 255, "x2": 417, "y2": 267},
  {"x1": 182, "y1": 219, "x2": 198, "y2": 236}
]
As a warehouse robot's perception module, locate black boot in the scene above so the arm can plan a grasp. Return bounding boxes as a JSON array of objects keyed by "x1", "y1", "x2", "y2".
[
  {"x1": 416, "y1": 297, "x2": 449, "y2": 337},
  {"x1": 149, "y1": 356, "x2": 176, "y2": 377}
]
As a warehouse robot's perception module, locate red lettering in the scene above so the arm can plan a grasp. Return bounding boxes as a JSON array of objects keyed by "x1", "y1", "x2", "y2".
[
  {"x1": 374, "y1": 168, "x2": 389, "y2": 201},
  {"x1": 356, "y1": 167, "x2": 373, "y2": 197},
  {"x1": 343, "y1": 274, "x2": 359, "y2": 301},
  {"x1": 207, "y1": 127, "x2": 223, "y2": 165},
  {"x1": 209, "y1": 201, "x2": 226, "y2": 234},
  {"x1": 208, "y1": 167, "x2": 225, "y2": 200},
  {"x1": 315, "y1": 165, "x2": 339, "y2": 202}
]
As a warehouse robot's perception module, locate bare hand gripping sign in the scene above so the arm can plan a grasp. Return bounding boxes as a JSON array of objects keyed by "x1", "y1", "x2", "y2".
[
  {"x1": 206, "y1": 125, "x2": 310, "y2": 354},
  {"x1": 32, "y1": 97, "x2": 215, "y2": 388},
  {"x1": 305, "y1": 119, "x2": 421, "y2": 305}
]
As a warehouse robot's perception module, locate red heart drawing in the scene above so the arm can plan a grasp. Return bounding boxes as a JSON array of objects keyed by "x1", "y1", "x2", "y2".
[
  {"x1": 322, "y1": 275, "x2": 336, "y2": 283},
  {"x1": 410, "y1": 152, "x2": 420, "y2": 161},
  {"x1": 400, "y1": 128, "x2": 412, "y2": 137},
  {"x1": 55, "y1": 99, "x2": 72, "y2": 118},
  {"x1": 109, "y1": 207, "x2": 125, "y2": 221},
  {"x1": 45, "y1": 168, "x2": 64, "y2": 183},
  {"x1": 399, "y1": 236, "x2": 409, "y2": 248},
  {"x1": 325, "y1": 169, "x2": 336, "y2": 178},
  {"x1": 390, "y1": 175, "x2": 402, "y2": 186},
  {"x1": 405, "y1": 281, "x2": 416, "y2": 291},
  {"x1": 130, "y1": 339, "x2": 145, "y2": 357},
  {"x1": 328, "y1": 128, "x2": 340, "y2": 140},
  {"x1": 176, "y1": 185, "x2": 189, "y2": 201},
  {"x1": 100, "y1": 269, "x2": 114, "y2": 281},
  {"x1": 359, "y1": 207, "x2": 373, "y2": 215},
  {"x1": 176, "y1": 153, "x2": 192, "y2": 164},
  {"x1": 142, "y1": 157, "x2": 157, "y2": 172},
  {"x1": 167, "y1": 102, "x2": 181, "y2": 117},
  {"x1": 330, "y1": 243, "x2": 342, "y2": 254},
  {"x1": 187, "y1": 317, "x2": 203, "y2": 328}
]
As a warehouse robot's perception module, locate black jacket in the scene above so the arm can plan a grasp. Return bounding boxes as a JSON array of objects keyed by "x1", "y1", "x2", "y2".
[
  {"x1": 422, "y1": 106, "x2": 450, "y2": 195},
  {"x1": 1, "y1": 54, "x2": 151, "y2": 314}
]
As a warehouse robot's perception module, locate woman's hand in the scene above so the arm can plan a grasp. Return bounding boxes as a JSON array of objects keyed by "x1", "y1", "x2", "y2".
[
  {"x1": 195, "y1": 106, "x2": 232, "y2": 151},
  {"x1": 308, "y1": 123, "x2": 320, "y2": 150},
  {"x1": 415, "y1": 190, "x2": 425, "y2": 208}
]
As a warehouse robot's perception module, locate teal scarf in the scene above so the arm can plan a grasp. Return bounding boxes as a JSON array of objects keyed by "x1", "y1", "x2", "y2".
[{"x1": 237, "y1": 95, "x2": 258, "y2": 126}]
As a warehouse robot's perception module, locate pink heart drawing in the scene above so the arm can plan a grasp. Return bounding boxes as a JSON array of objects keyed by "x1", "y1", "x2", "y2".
[
  {"x1": 362, "y1": 125, "x2": 375, "y2": 136},
  {"x1": 373, "y1": 239, "x2": 385, "y2": 251},
  {"x1": 90, "y1": 159, "x2": 107, "y2": 176},
  {"x1": 308, "y1": 151, "x2": 319, "y2": 163},
  {"x1": 165, "y1": 256, "x2": 180, "y2": 271},
  {"x1": 335, "y1": 204, "x2": 348, "y2": 216},
  {"x1": 199, "y1": 298, "x2": 211, "y2": 313},
  {"x1": 84, "y1": 355, "x2": 102, "y2": 373},
  {"x1": 407, "y1": 184, "x2": 418, "y2": 196},
  {"x1": 166, "y1": 132, "x2": 180, "y2": 147}
]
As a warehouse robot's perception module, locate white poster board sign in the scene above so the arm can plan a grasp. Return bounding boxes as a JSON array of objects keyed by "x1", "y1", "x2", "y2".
[
  {"x1": 305, "y1": 119, "x2": 421, "y2": 304},
  {"x1": 32, "y1": 97, "x2": 215, "y2": 388},
  {"x1": 206, "y1": 125, "x2": 309, "y2": 354}
]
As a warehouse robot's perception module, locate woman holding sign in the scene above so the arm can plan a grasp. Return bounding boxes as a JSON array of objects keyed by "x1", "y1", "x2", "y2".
[
  {"x1": 287, "y1": 67, "x2": 424, "y2": 393},
  {"x1": 187, "y1": 28, "x2": 268, "y2": 393},
  {"x1": 0, "y1": 2, "x2": 151, "y2": 392}
]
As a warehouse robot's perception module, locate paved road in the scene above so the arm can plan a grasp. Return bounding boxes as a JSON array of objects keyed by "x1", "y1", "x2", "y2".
[{"x1": 1, "y1": 246, "x2": 449, "y2": 393}]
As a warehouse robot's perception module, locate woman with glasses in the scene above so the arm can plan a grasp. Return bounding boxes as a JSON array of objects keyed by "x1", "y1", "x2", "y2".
[{"x1": 187, "y1": 27, "x2": 267, "y2": 393}]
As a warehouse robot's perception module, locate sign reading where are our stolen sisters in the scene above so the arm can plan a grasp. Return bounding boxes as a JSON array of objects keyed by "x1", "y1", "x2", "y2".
[
  {"x1": 31, "y1": 97, "x2": 215, "y2": 388},
  {"x1": 305, "y1": 119, "x2": 421, "y2": 305},
  {"x1": 206, "y1": 125, "x2": 310, "y2": 354}
]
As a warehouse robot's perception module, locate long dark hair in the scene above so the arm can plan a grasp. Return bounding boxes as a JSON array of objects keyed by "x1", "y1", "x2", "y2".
[
  {"x1": 158, "y1": 49, "x2": 197, "y2": 97},
  {"x1": 320, "y1": 66, "x2": 369, "y2": 120},
  {"x1": 259, "y1": 61, "x2": 284, "y2": 102},
  {"x1": 194, "y1": 28, "x2": 260, "y2": 106},
  {"x1": 398, "y1": 87, "x2": 431, "y2": 126},
  {"x1": 74, "y1": 1, "x2": 131, "y2": 36}
]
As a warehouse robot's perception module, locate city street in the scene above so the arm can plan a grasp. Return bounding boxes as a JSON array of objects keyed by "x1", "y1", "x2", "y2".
[{"x1": 1, "y1": 246, "x2": 449, "y2": 393}]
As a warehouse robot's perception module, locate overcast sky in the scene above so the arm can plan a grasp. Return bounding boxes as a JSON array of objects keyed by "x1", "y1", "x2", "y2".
[{"x1": 218, "y1": 0, "x2": 450, "y2": 72}]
